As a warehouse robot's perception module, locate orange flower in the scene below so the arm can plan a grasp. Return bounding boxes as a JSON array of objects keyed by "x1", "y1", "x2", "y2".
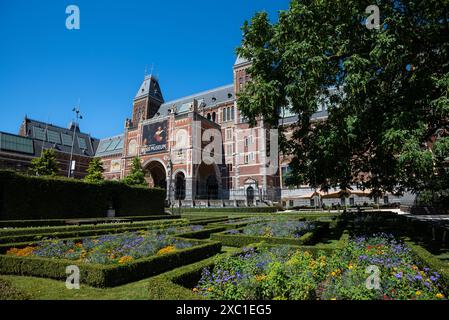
[
  {"x1": 118, "y1": 256, "x2": 134, "y2": 264},
  {"x1": 7, "y1": 246, "x2": 35, "y2": 257},
  {"x1": 156, "y1": 245, "x2": 176, "y2": 255}
]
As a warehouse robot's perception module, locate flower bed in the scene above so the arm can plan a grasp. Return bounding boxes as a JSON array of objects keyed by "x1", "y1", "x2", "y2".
[
  {"x1": 5, "y1": 232, "x2": 196, "y2": 265},
  {"x1": 194, "y1": 234, "x2": 447, "y2": 300},
  {"x1": 210, "y1": 220, "x2": 323, "y2": 247},
  {"x1": 0, "y1": 231, "x2": 222, "y2": 287}
]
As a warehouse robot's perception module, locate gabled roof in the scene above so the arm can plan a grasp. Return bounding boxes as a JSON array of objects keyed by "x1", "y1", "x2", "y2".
[
  {"x1": 155, "y1": 84, "x2": 234, "y2": 118},
  {"x1": 22, "y1": 118, "x2": 99, "y2": 157},
  {"x1": 95, "y1": 134, "x2": 124, "y2": 157},
  {"x1": 134, "y1": 74, "x2": 164, "y2": 102}
]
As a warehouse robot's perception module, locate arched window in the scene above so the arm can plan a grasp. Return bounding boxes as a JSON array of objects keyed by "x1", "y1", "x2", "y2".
[
  {"x1": 212, "y1": 112, "x2": 216, "y2": 122},
  {"x1": 207, "y1": 113, "x2": 211, "y2": 121}
]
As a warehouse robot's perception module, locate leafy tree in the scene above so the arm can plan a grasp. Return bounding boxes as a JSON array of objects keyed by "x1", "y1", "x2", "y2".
[
  {"x1": 123, "y1": 157, "x2": 147, "y2": 187},
  {"x1": 84, "y1": 158, "x2": 105, "y2": 183},
  {"x1": 29, "y1": 148, "x2": 59, "y2": 176},
  {"x1": 237, "y1": 0, "x2": 449, "y2": 198}
]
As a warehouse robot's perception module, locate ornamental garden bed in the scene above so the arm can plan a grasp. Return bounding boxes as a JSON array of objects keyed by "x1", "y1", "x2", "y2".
[
  {"x1": 0, "y1": 231, "x2": 222, "y2": 287},
  {"x1": 0, "y1": 219, "x2": 191, "y2": 245},
  {"x1": 191, "y1": 234, "x2": 448, "y2": 300},
  {"x1": 210, "y1": 219, "x2": 328, "y2": 247},
  {"x1": 208, "y1": 216, "x2": 280, "y2": 230}
]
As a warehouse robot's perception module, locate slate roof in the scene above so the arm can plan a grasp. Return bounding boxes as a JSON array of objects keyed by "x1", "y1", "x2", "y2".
[
  {"x1": 95, "y1": 134, "x2": 124, "y2": 157},
  {"x1": 134, "y1": 74, "x2": 164, "y2": 102},
  {"x1": 21, "y1": 118, "x2": 99, "y2": 157},
  {"x1": 154, "y1": 84, "x2": 235, "y2": 118}
]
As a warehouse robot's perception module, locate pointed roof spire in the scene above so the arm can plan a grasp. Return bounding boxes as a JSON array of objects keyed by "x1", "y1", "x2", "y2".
[{"x1": 135, "y1": 70, "x2": 164, "y2": 102}]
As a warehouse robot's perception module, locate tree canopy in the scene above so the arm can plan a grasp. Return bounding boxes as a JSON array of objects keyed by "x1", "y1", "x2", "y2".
[
  {"x1": 29, "y1": 149, "x2": 59, "y2": 177},
  {"x1": 123, "y1": 157, "x2": 148, "y2": 187},
  {"x1": 237, "y1": 0, "x2": 449, "y2": 197},
  {"x1": 84, "y1": 158, "x2": 105, "y2": 183}
]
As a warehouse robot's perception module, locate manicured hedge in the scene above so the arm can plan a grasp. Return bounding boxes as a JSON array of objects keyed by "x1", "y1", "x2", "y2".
[
  {"x1": 0, "y1": 218, "x2": 188, "y2": 238},
  {"x1": 0, "y1": 170, "x2": 165, "y2": 220},
  {"x1": 181, "y1": 207, "x2": 277, "y2": 213},
  {"x1": 0, "y1": 239, "x2": 222, "y2": 287},
  {"x1": 0, "y1": 215, "x2": 175, "y2": 229},
  {"x1": 174, "y1": 227, "x2": 226, "y2": 239},
  {"x1": 210, "y1": 230, "x2": 317, "y2": 247},
  {"x1": 405, "y1": 239, "x2": 449, "y2": 295}
]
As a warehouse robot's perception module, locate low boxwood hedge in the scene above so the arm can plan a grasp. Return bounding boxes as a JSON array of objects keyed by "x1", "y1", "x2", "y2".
[
  {"x1": 405, "y1": 239, "x2": 449, "y2": 295},
  {"x1": 210, "y1": 230, "x2": 317, "y2": 247},
  {"x1": 0, "y1": 238, "x2": 222, "y2": 287},
  {"x1": 174, "y1": 227, "x2": 226, "y2": 240},
  {"x1": 181, "y1": 207, "x2": 277, "y2": 213},
  {"x1": 0, "y1": 215, "x2": 175, "y2": 229},
  {"x1": 0, "y1": 218, "x2": 189, "y2": 238}
]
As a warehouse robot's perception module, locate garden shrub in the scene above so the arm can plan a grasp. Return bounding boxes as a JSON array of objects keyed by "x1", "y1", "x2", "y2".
[{"x1": 0, "y1": 170, "x2": 165, "y2": 220}]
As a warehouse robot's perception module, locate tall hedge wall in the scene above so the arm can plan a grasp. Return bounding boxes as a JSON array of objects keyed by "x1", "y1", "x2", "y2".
[{"x1": 0, "y1": 171, "x2": 165, "y2": 220}]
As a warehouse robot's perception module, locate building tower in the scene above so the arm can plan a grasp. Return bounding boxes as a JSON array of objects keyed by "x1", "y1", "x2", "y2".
[{"x1": 131, "y1": 74, "x2": 164, "y2": 126}]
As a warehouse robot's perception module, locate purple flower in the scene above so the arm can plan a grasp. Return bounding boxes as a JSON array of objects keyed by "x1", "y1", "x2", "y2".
[{"x1": 394, "y1": 272, "x2": 403, "y2": 279}]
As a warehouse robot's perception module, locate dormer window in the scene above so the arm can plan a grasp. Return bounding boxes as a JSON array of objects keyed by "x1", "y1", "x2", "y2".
[{"x1": 212, "y1": 97, "x2": 216, "y2": 102}]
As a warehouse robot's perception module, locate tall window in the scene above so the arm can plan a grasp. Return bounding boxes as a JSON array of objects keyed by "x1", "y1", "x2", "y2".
[{"x1": 226, "y1": 128, "x2": 232, "y2": 141}]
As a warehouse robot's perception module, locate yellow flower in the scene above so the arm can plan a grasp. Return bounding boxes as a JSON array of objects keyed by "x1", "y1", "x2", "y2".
[
  {"x1": 207, "y1": 287, "x2": 213, "y2": 292},
  {"x1": 348, "y1": 264, "x2": 353, "y2": 270},
  {"x1": 415, "y1": 290, "x2": 422, "y2": 296},
  {"x1": 436, "y1": 293, "x2": 444, "y2": 299},
  {"x1": 330, "y1": 298, "x2": 337, "y2": 300},
  {"x1": 157, "y1": 245, "x2": 176, "y2": 255},
  {"x1": 331, "y1": 271, "x2": 336, "y2": 277},
  {"x1": 192, "y1": 288, "x2": 198, "y2": 292},
  {"x1": 118, "y1": 255, "x2": 134, "y2": 264},
  {"x1": 255, "y1": 274, "x2": 267, "y2": 282}
]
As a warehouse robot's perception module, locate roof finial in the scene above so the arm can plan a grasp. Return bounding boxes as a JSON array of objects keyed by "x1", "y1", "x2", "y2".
[
  {"x1": 144, "y1": 65, "x2": 148, "y2": 77},
  {"x1": 150, "y1": 63, "x2": 154, "y2": 77}
]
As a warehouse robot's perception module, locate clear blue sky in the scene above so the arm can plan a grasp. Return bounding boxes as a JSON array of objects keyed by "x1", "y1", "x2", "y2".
[{"x1": 0, "y1": 0, "x2": 290, "y2": 138}]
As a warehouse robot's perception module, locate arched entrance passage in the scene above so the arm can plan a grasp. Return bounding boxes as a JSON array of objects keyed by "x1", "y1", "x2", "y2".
[
  {"x1": 246, "y1": 186, "x2": 255, "y2": 206},
  {"x1": 175, "y1": 171, "x2": 186, "y2": 200},
  {"x1": 195, "y1": 162, "x2": 221, "y2": 200},
  {"x1": 144, "y1": 160, "x2": 167, "y2": 190}
]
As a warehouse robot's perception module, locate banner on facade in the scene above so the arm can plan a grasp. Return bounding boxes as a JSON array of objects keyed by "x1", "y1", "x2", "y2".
[{"x1": 141, "y1": 120, "x2": 168, "y2": 154}]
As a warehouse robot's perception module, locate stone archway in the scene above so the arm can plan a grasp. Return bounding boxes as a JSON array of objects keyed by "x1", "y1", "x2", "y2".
[
  {"x1": 175, "y1": 171, "x2": 186, "y2": 200},
  {"x1": 195, "y1": 162, "x2": 221, "y2": 200},
  {"x1": 144, "y1": 160, "x2": 167, "y2": 190}
]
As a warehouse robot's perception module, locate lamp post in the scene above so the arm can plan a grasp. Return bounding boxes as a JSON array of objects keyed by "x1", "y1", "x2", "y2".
[{"x1": 68, "y1": 107, "x2": 83, "y2": 178}]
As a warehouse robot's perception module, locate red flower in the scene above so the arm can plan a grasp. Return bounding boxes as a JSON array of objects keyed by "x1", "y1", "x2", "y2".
[{"x1": 367, "y1": 245, "x2": 373, "y2": 250}]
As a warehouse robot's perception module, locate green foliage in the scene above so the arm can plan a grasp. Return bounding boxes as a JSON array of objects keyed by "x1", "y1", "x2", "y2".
[
  {"x1": 0, "y1": 170, "x2": 165, "y2": 220},
  {"x1": 84, "y1": 158, "x2": 105, "y2": 183},
  {"x1": 0, "y1": 278, "x2": 31, "y2": 300},
  {"x1": 0, "y1": 240, "x2": 222, "y2": 287},
  {"x1": 124, "y1": 157, "x2": 147, "y2": 187},
  {"x1": 181, "y1": 207, "x2": 277, "y2": 213},
  {"x1": 237, "y1": 0, "x2": 449, "y2": 196},
  {"x1": 29, "y1": 148, "x2": 59, "y2": 176}
]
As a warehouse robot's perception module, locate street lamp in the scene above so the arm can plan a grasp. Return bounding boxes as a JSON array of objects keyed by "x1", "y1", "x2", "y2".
[{"x1": 68, "y1": 107, "x2": 83, "y2": 178}]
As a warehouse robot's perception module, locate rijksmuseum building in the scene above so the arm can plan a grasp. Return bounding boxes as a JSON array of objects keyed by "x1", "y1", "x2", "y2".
[{"x1": 0, "y1": 57, "x2": 413, "y2": 208}]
